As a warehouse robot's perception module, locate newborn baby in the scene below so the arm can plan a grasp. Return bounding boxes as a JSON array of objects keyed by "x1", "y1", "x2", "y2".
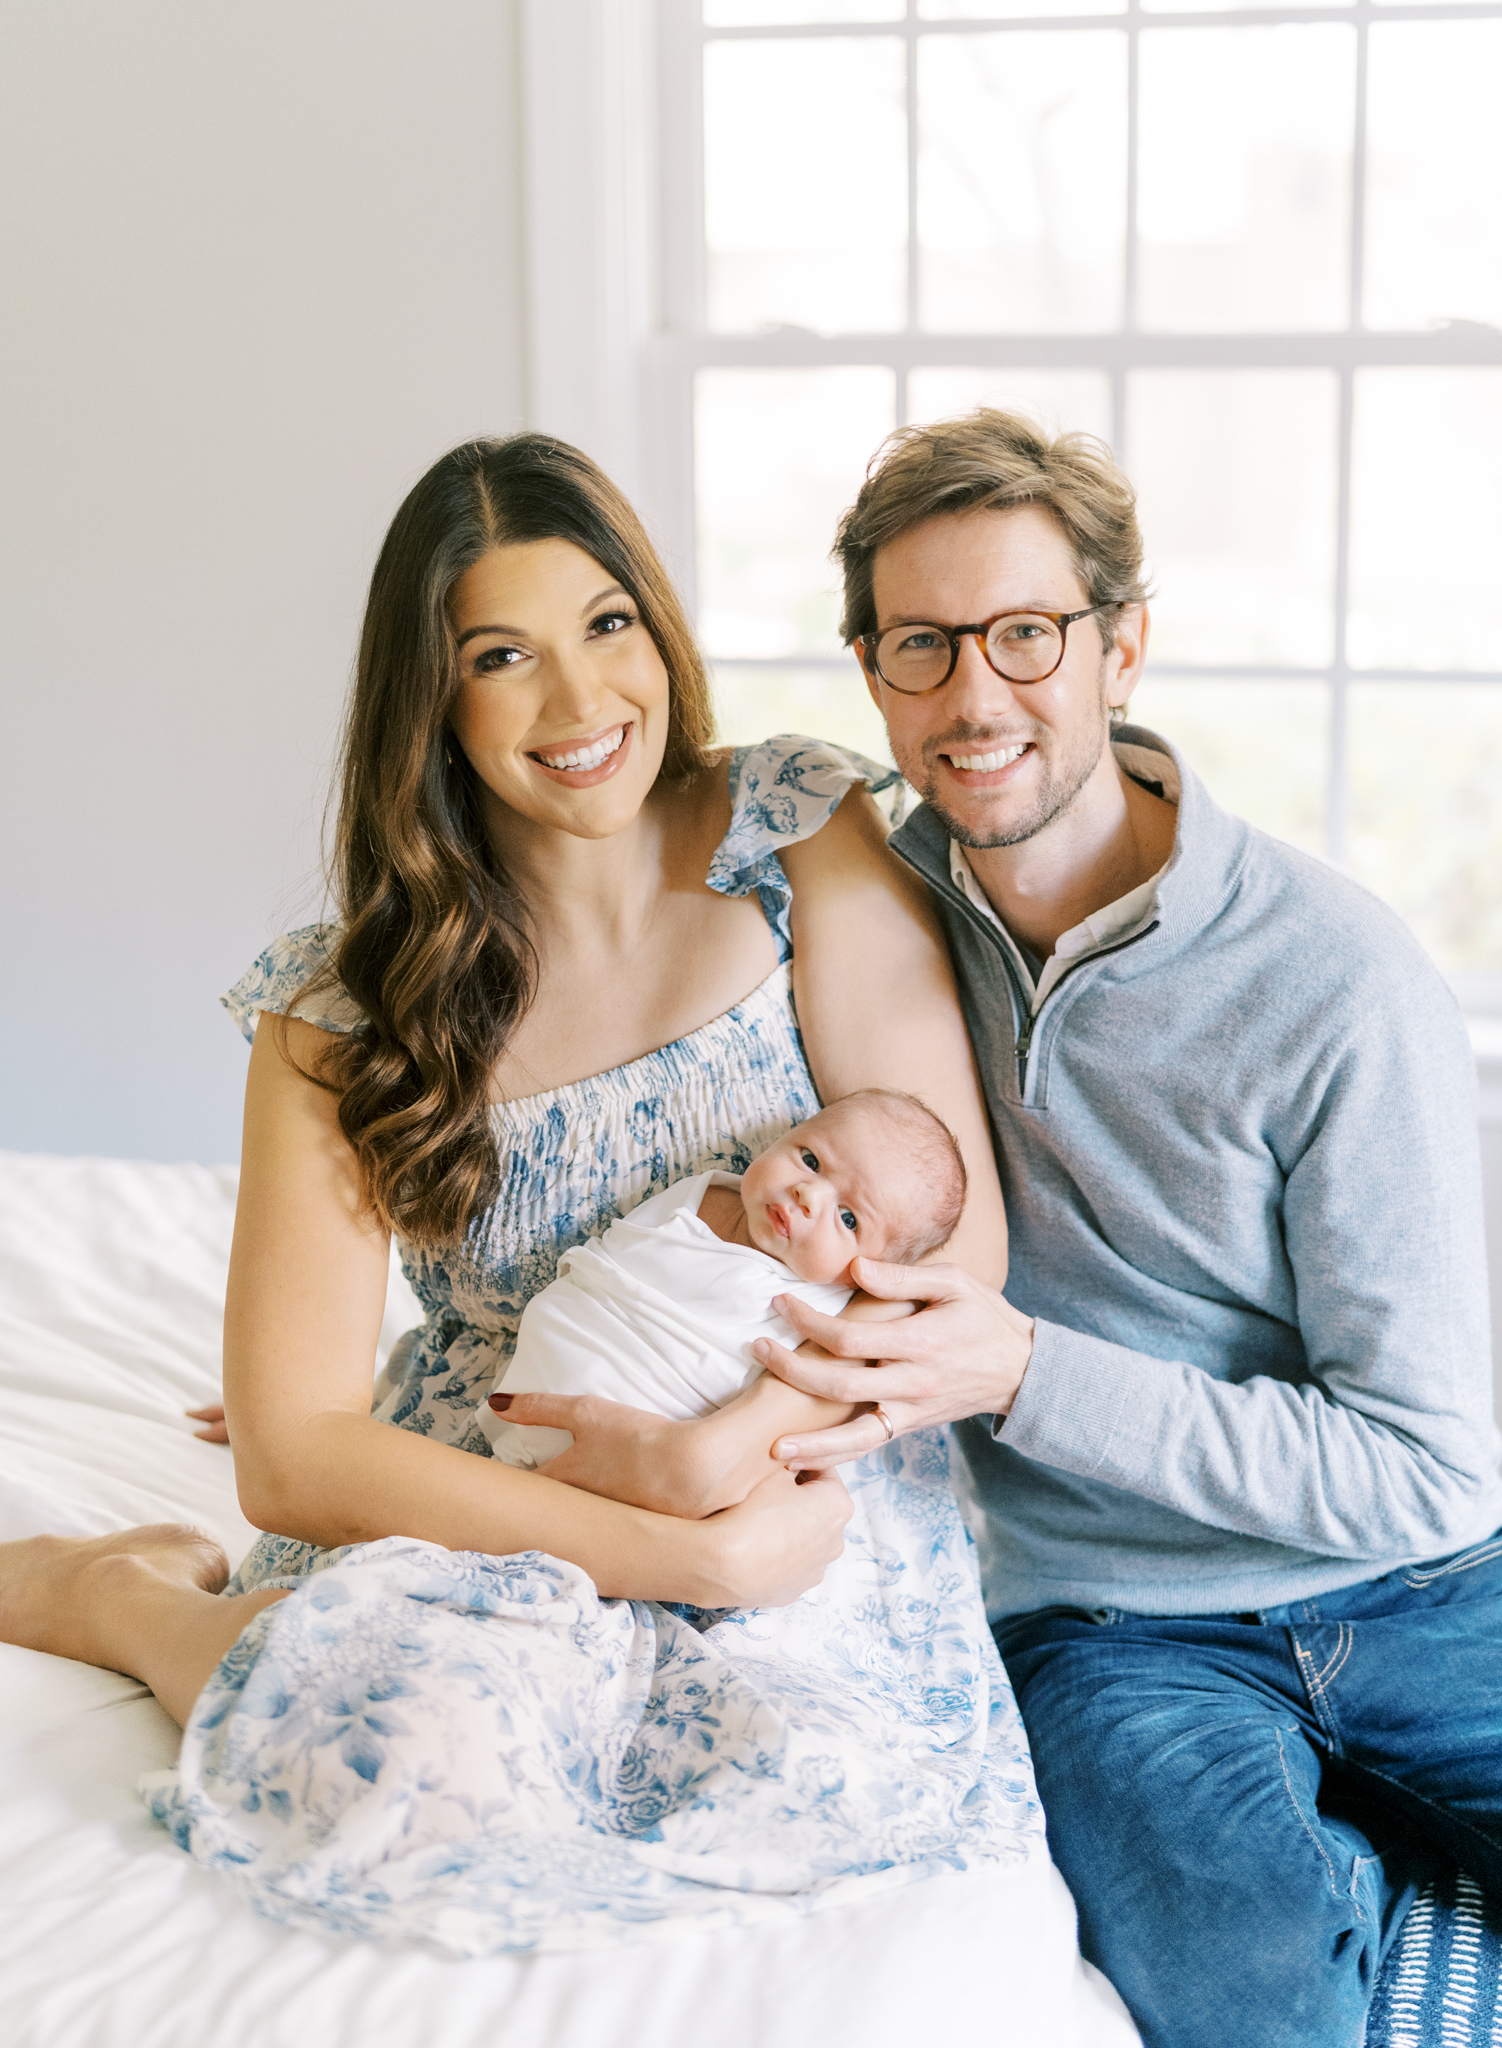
[{"x1": 481, "y1": 1088, "x2": 966, "y2": 1472}]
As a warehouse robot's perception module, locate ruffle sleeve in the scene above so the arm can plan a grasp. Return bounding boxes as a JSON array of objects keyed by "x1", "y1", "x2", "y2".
[
  {"x1": 221, "y1": 922, "x2": 368, "y2": 1044},
  {"x1": 707, "y1": 734, "x2": 906, "y2": 962}
]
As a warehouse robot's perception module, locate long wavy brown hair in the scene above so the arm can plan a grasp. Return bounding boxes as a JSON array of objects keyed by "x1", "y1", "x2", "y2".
[{"x1": 297, "y1": 434, "x2": 716, "y2": 1244}]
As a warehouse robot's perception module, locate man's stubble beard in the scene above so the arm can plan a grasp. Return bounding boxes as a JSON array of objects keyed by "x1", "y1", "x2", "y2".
[{"x1": 902, "y1": 676, "x2": 1115, "y2": 851}]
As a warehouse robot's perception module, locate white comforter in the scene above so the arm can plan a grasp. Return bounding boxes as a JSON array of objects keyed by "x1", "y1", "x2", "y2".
[{"x1": 0, "y1": 1151, "x2": 1137, "y2": 2048}]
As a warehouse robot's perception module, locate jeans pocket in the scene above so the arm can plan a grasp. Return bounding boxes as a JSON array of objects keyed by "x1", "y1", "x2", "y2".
[{"x1": 1400, "y1": 1530, "x2": 1502, "y2": 1588}]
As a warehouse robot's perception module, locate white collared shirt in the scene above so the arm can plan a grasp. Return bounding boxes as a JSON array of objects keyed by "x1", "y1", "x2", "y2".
[{"x1": 946, "y1": 742, "x2": 1178, "y2": 1015}]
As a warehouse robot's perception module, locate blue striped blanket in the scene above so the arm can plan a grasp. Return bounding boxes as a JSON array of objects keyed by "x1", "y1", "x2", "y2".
[{"x1": 1367, "y1": 1873, "x2": 1502, "y2": 2047}]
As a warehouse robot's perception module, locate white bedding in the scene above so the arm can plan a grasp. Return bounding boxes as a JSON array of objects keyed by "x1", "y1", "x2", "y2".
[{"x1": 0, "y1": 1151, "x2": 1138, "y2": 2048}]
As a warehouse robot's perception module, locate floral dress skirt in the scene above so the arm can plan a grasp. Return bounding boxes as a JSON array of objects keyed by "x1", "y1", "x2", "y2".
[{"x1": 142, "y1": 739, "x2": 1050, "y2": 1955}]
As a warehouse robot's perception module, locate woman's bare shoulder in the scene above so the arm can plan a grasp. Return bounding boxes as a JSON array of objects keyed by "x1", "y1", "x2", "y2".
[{"x1": 777, "y1": 779, "x2": 907, "y2": 889}]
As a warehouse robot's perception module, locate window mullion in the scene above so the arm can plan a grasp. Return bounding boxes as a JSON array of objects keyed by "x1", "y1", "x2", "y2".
[
  {"x1": 1350, "y1": 1, "x2": 1370, "y2": 332},
  {"x1": 1324, "y1": 8, "x2": 1368, "y2": 868},
  {"x1": 901, "y1": 0, "x2": 919, "y2": 426},
  {"x1": 1124, "y1": 0, "x2": 1141, "y2": 342},
  {"x1": 1327, "y1": 363, "x2": 1356, "y2": 867},
  {"x1": 1114, "y1": 0, "x2": 1143, "y2": 450}
]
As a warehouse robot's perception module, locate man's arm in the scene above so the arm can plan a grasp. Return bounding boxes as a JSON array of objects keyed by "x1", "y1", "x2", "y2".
[{"x1": 998, "y1": 993, "x2": 1498, "y2": 1560}]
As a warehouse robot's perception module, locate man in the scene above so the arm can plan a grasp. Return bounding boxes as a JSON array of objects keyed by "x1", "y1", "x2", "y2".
[{"x1": 758, "y1": 409, "x2": 1502, "y2": 2048}]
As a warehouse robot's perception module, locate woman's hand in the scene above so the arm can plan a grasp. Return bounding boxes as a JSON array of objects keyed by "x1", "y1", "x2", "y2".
[
  {"x1": 494, "y1": 1391, "x2": 723, "y2": 1517},
  {"x1": 492, "y1": 1391, "x2": 853, "y2": 1605},
  {"x1": 186, "y1": 1404, "x2": 230, "y2": 1445},
  {"x1": 754, "y1": 1254, "x2": 1036, "y2": 1467},
  {"x1": 698, "y1": 1464, "x2": 852, "y2": 1608},
  {"x1": 499, "y1": 1367, "x2": 861, "y2": 1519}
]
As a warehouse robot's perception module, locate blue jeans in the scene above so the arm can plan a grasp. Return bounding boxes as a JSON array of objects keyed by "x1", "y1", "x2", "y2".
[{"x1": 996, "y1": 1532, "x2": 1502, "y2": 2048}]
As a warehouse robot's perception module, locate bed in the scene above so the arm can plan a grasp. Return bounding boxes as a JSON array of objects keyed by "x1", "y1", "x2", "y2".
[{"x1": 0, "y1": 1150, "x2": 1140, "y2": 2048}]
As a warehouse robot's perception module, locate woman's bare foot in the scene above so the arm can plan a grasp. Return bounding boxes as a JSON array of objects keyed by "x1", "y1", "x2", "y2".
[{"x1": 0, "y1": 1523, "x2": 229, "y2": 1666}]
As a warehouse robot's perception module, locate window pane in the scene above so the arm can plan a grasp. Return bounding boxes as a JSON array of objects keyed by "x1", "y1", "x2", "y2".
[
  {"x1": 696, "y1": 368, "x2": 896, "y2": 659},
  {"x1": 1365, "y1": 21, "x2": 1502, "y2": 332},
  {"x1": 706, "y1": 1, "x2": 901, "y2": 19},
  {"x1": 1349, "y1": 683, "x2": 1502, "y2": 971},
  {"x1": 1126, "y1": 680, "x2": 1328, "y2": 857},
  {"x1": 1137, "y1": 26, "x2": 1353, "y2": 333},
  {"x1": 713, "y1": 664, "x2": 894, "y2": 761},
  {"x1": 704, "y1": 39, "x2": 906, "y2": 333},
  {"x1": 1127, "y1": 370, "x2": 1338, "y2": 667},
  {"x1": 907, "y1": 367, "x2": 1113, "y2": 442},
  {"x1": 918, "y1": 33, "x2": 1127, "y2": 334},
  {"x1": 922, "y1": 0, "x2": 1123, "y2": 18},
  {"x1": 1348, "y1": 370, "x2": 1502, "y2": 673}
]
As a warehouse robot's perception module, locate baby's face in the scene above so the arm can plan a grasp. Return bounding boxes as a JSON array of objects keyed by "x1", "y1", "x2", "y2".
[{"x1": 739, "y1": 1107, "x2": 916, "y2": 1285}]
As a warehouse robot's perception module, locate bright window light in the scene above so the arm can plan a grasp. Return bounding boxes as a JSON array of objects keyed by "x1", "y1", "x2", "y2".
[{"x1": 663, "y1": 0, "x2": 1502, "y2": 972}]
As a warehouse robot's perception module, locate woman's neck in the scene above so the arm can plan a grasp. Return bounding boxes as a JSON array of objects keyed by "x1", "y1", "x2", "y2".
[{"x1": 480, "y1": 781, "x2": 681, "y2": 959}]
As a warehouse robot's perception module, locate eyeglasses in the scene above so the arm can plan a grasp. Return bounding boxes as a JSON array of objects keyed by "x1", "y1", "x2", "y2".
[{"x1": 856, "y1": 605, "x2": 1109, "y2": 695}]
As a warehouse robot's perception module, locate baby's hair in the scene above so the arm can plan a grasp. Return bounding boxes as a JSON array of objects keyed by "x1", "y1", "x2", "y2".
[{"x1": 822, "y1": 1088, "x2": 968, "y2": 1264}]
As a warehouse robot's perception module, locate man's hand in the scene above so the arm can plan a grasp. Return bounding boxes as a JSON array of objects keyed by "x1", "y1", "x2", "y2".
[{"x1": 753, "y1": 1255, "x2": 1035, "y2": 1468}]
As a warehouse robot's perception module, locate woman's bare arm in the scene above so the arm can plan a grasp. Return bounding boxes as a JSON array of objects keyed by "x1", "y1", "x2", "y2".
[
  {"x1": 221, "y1": 1015, "x2": 849, "y2": 1608},
  {"x1": 507, "y1": 1293, "x2": 916, "y2": 1518},
  {"x1": 503, "y1": 781, "x2": 1009, "y2": 1514},
  {"x1": 781, "y1": 783, "x2": 1007, "y2": 1289}
]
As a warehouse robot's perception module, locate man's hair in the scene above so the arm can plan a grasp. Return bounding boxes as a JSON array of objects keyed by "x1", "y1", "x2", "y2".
[
  {"x1": 833, "y1": 408, "x2": 1151, "y2": 659},
  {"x1": 824, "y1": 1088, "x2": 968, "y2": 1264}
]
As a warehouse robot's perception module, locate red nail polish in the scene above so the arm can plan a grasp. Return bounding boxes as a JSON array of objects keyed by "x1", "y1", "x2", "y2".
[{"x1": 488, "y1": 1393, "x2": 513, "y2": 1411}]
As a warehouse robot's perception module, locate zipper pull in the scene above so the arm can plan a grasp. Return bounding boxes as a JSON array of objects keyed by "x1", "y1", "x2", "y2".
[{"x1": 1015, "y1": 1009, "x2": 1035, "y2": 1094}]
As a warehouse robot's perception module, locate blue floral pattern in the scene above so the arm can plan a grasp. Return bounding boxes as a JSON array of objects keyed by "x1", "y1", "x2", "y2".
[{"x1": 151, "y1": 736, "x2": 1046, "y2": 1956}]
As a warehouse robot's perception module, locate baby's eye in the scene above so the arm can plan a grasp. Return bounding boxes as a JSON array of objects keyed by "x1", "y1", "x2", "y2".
[
  {"x1": 799, "y1": 1148, "x2": 819, "y2": 1171},
  {"x1": 838, "y1": 1208, "x2": 858, "y2": 1233}
]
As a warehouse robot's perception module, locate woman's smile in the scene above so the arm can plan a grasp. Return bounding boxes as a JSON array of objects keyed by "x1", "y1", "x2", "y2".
[{"x1": 528, "y1": 721, "x2": 633, "y2": 786}]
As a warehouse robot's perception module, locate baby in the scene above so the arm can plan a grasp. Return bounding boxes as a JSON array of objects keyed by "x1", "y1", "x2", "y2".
[{"x1": 481, "y1": 1088, "x2": 967, "y2": 1474}]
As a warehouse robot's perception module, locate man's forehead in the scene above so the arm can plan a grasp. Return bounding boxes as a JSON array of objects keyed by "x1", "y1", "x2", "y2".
[{"x1": 871, "y1": 502, "x2": 1084, "y2": 618}]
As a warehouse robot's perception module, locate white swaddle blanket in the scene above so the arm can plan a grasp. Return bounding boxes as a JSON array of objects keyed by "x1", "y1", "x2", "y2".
[{"x1": 482, "y1": 1172, "x2": 852, "y2": 1467}]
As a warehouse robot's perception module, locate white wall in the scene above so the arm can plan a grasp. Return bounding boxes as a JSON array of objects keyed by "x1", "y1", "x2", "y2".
[{"x1": 0, "y1": 0, "x2": 526, "y2": 1163}]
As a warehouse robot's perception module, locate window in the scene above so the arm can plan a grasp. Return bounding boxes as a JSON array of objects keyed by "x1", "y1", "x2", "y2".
[{"x1": 648, "y1": 0, "x2": 1502, "y2": 976}]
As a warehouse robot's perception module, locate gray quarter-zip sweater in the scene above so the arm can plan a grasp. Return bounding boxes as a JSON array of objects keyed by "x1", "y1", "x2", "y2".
[{"x1": 889, "y1": 723, "x2": 1501, "y2": 1618}]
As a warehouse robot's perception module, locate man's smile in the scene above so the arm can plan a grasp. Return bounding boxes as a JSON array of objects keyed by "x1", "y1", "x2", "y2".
[
  {"x1": 934, "y1": 737, "x2": 1037, "y2": 785},
  {"x1": 943, "y1": 740, "x2": 1032, "y2": 775}
]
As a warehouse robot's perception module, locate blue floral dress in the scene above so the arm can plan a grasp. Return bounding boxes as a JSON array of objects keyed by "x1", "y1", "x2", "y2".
[{"x1": 142, "y1": 737, "x2": 1049, "y2": 1956}]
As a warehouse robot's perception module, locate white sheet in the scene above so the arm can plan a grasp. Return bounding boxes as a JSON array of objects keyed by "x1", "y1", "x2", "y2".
[{"x1": 0, "y1": 1151, "x2": 1138, "y2": 2048}]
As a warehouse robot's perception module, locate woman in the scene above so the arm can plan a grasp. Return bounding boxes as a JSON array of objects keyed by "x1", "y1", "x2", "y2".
[{"x1": 0, "y1": 434, "x2": 1033, "y2": 1952}]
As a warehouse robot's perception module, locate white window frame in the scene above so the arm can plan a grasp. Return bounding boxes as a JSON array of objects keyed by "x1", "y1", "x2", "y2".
[{"x1": 520, "y1": 0, "x2": 1502, "y2": 957}]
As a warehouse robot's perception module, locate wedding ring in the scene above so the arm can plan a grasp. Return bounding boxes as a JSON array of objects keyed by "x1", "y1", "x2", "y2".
[{"x1": 873, "y1": 1405, "x2": 895, "y2": 1445}]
